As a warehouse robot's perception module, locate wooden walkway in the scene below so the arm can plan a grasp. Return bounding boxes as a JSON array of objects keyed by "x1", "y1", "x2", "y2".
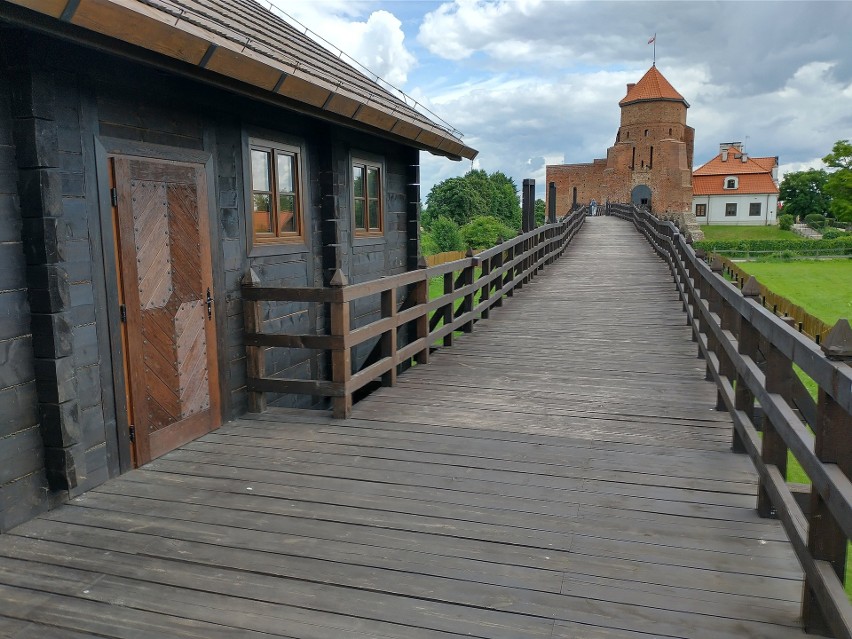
[{"x1": 0, "y1": 217, "x2": 807, "y2": 638}]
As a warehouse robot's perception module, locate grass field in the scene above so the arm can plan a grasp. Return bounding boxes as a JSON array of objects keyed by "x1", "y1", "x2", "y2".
[
  {"x1": 738, "y1": 260, "x2": 852, "y2": 325},
  {"x1": 700, "y1": 224, "x2": 800, "y2": 241}
]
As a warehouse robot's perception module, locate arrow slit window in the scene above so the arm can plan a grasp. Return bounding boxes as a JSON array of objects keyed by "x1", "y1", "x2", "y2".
[{"x1": 250, "y1": 140, "x2": 303, "y2": 243}]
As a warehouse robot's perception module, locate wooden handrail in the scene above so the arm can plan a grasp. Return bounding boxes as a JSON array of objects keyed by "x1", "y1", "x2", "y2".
[
  {"x1": 241, "y1": 208, "x2": 586, "y2": 419},
  {"x1": 610, "y1": 202, "x2": 852, "y2": 638}
]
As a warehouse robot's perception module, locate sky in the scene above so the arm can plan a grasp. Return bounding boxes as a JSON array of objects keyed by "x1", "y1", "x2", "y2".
[{"x1": 267, "y1": 0, "x2": 852, "y2": 200}]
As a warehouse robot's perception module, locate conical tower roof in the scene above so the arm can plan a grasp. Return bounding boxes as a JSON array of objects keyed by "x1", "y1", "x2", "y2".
[{"x1": 619, "y1": 66, "x2": 689, "y2": 108}]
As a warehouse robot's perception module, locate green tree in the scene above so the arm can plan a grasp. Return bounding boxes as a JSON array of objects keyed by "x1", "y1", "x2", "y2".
[
  {"x1": 460, "y1": 216, "x2": 516, "y2": 250},
  {"x1": 429, "y1": 216, "x2": 465, "y2": 253},
  {"x1": 778, "y1": 169, "x2": 830, "y2": 220},
  {"x1": 534, "y1": 199, "x2": 546, "y2": 226},
  {"x1": 424, "y1": 177, "x2": 487, "y2": 227},
  {"x1": 487, "y1": 171, "x2": 522, "y2": 229},
  {"x1": 823, "y1": 139, "x2": 852, "y2": 224}
]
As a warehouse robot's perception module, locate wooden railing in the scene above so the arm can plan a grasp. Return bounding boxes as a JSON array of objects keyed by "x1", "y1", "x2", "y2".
[
  {"x1": 611, "y1": 203, "x2": 852, "y2": 637},
  {"x1": 241, "y1": 209, "x2": 586, "y2": 418}
]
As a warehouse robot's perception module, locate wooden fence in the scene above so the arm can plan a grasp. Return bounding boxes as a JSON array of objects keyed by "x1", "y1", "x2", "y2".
[
  {"x1": 611, "y1": 203, "x2": 852, "y2": 638},
  {"x1": 718, "y1": 256, "x2": 833, "y2": 344},
  {"x1": 425, "y1": 250, "x2": 470, "y2": 267},
  {"x1": 241, "y1": 209, "x2": 586, "y2": 419}
]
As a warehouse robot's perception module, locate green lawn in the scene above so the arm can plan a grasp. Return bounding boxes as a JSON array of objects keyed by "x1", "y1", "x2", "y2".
[
  {"x1": 700, "y1": 225, "x2": 800, "y2": 241},
  {"x1": 737, "y1": 260, "x2": 852, "y2": 325}
]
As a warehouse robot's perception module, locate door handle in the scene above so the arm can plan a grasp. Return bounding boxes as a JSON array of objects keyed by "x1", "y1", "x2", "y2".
[{"x1": 206, "y1": 288, "x2": 214, "y2": 320}]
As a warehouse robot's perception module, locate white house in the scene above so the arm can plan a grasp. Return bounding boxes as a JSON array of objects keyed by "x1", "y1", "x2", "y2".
[{"x1": 692, "y1": 142, "x2": 779, "y2": 225}]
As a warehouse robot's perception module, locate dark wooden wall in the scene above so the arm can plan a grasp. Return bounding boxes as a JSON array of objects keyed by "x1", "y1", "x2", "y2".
[{"x1": 0, "y1": 28, "x2": 422, "y2": 531}]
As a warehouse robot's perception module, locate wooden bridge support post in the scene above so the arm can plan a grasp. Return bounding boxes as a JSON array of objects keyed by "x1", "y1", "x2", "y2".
[
  {"x1": 380, "y1": 288, "x2": 398, "y2": 387},
  {"x1": 242, "y1": 269, "x2": 266, "y2": 414},
  {"x1": 493, "y1": 248, "x2": 504, "y2": 308},
  {"x1": 716, "y1": 294, "x2": 738, "y2": 411},
  {"x1": 331, "y1": 299, "x2": 352, "y2": 418},
  {"x1": 442, "y1": 272, "x2": 454, "y2": 346},
  {"x1": 757, "y1": 344, "x2": 791, "y2": 518},
  {"x1": 732, "y1": 278, "x2": 761, "y2": 454},
  {"x1": 480, "y1": 255, "x2": 492, "y2": 320},
  {"x1": 505, "y1": 243, "x2": 515, "y2": 298},
  {"x1": 460, "y1": 249, "x2": 475, "y2": 333},
  {"x1": 547, "y1": 182, "x2": 556, "y2": 224},
  {"x1": 414, "y1": 273, "x2": 430, "y2": 366}
]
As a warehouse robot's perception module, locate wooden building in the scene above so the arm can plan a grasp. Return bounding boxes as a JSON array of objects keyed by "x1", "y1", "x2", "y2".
[{"x1": 0, "y1": 0, "x2": 476, "y2": 531}]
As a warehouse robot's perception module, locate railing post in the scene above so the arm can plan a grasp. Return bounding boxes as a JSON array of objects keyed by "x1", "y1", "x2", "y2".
[
  {"x1": 547, "y1": 182, "x2": 556, "y2": 224},
  {"x1": 480, "y1": 255, "x2": 492, "y2": 320},
  {"x1": 442, "y1": 271, "x2": 454, "y2": 346},
  {"x1": 803, "y1": 320, "x2": 852, "y2": 634},
  {"x1": 241, "y1": 269, "x2": 266, "y2": 413},
  {"x1": 732, "y1": 277, "x2": 761, "y2": 454},
  {"x1": 330, "y1": 269, "x2": 351, "y2": 418},
  {"x1": 493, "y1": 245, "x2": 504, "y2": 308},
  {"x1": 414, "y1": 269, "x2": 429, "y2": 366},
  {"x1": 505, "y1": 242, "x2": 515, "y2": 298},
  {"x1": 756, "y1": 343, "x2": 791, "y2": 517},
  {"x1": 380, "y1": 287, "x2": 397, "y2": 387},
  {"x1": 461, "y1": 247, "x2": 475, "y2": 333}
]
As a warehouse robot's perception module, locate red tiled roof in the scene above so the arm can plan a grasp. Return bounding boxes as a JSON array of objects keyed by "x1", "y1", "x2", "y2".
[
  {"x1": 619, "y1": 66, "x2": 689, "y2": 107},
  {"x1": 694, "y1": 153, "x2": 777, "y2": 176},
  {"x1": 693, "y1": 173, "x2": 779, "y2": 196}
]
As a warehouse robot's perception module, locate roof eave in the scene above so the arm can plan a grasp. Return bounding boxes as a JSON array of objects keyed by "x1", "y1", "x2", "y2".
[
  {"x1": 2, "y1": 0, "x2": 477, "y2": 161},
  {"x1": 619, "y1": 96, "x2": 690, "y2": 108}
]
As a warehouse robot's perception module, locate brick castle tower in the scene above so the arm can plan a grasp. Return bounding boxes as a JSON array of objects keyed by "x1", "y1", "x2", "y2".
[{"x1": 546, "y1": 65, "x2": 702, "y2": 238}]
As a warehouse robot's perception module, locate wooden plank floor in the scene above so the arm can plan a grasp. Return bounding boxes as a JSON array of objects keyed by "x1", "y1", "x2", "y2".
[{"x1": 0, "y1": 217, "x2": 807, "y2": 638}]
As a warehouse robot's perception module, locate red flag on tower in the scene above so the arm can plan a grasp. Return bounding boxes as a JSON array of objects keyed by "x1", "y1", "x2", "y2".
[{"x1": 648, "y1": 35, "x2": 656, "y2": 44}]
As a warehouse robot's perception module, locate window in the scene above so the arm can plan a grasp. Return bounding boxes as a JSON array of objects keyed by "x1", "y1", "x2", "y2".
[
  {"x1": 644, "y1": 129, "x2": 649, "y2": 137},
  {"x1": 352, "y1": 160, "x2": 383, "y2": 236},
  {"x1": 649, "y1": 146, "x2": 653, "y2": 169},
  {"x1": 725, "y1": 203, "x2": 737, "y2": 217},
  {"x1": 725, "y1": 177, "x2": 738, "y2": 189},
  {"x1": 631, "y1": 147, "x2": 635, "y2": 169},
  {"x1": 695, "y1": 204, "x2": 706, "y2": 217},
  {"x1": 250, "y1": 141, "x2": 302, "y2": 243},
  {"x1": 749, "y1": 202, "x2": 762, "y2": 216}
]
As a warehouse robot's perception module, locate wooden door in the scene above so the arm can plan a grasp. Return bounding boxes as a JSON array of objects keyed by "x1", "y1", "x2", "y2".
[{"x1": 111, "y1": 156, "x2": 221, "y2": 466}]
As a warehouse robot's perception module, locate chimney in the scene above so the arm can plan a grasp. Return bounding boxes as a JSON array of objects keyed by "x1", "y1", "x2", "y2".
[
  {"x1": 721, "y1": 149, "x2": 728, "y2": 162},
  {"x1": 626, "y1": 83, "x2": 635, "y2": 93},
  {"x1": 741, "y1": 152, "x2": 748, "y2": 163}
]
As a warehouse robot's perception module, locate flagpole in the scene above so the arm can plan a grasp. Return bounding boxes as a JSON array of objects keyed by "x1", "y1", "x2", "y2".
[{"x1": 653, "y1": 34, "x2": 656, "y2": 66}]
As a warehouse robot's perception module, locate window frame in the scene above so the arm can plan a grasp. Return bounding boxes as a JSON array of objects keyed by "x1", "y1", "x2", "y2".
[
  {"x1": 695, "y1": 203, "x2": 707, "y2": 217},
  {"x1": 725, "y1": 203, "x2": 738, "y2": 217},
  {"x1": 351, "y1": 156, "x2": 385, "y2": 239},
  {"x1": 724, "y1": 176, "x2": 738, "y2": 190},
  {"x1": 248, "y1": 139, "x2": 304, "y2": 246},
  {"x1": 749, "y1": 202, "x2": 762, "y2": 217}
]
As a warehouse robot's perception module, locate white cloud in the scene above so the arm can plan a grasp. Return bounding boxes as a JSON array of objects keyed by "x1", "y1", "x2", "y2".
[{"x1": 269, "y1": 2, "x2": 416, "y2": 86}]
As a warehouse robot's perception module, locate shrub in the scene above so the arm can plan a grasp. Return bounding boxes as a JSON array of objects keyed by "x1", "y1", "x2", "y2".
[
  {"x1": 420, "y1": 232, "x2": 440, "y2": 256},
  {"x1": 460, "y1": 215, "x2": 516, "y2": 249},
  {"x1": 821, "y1": 228, "x2": 847, "y2": 240},
  {"x1": 778, "y1": 214, "x2": 794, "y2": 231},
  {"x1": 804, "y1": 213, "x2": 826, "y2": 230},
  {"x1": 693, "y1": 235, "x2": 852, "y2": 257},
  {"x1": 429, "y1": 216, "x2": 465, "y2": 253}
]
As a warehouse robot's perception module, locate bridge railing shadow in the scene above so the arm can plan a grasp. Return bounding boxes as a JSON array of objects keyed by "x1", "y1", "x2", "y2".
[
  {"x1": 611, "y1": 202, "x2": 852, "y2": 638},
  {"x1": 240, "y1": 208, "x2": 586, "y2": 419}
]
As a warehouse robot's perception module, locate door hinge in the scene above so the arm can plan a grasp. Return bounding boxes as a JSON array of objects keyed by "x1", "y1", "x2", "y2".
[
  {"x1": 119, "y1": 304, "x2": 127, "y2": 323},
  {"x1": 129, "y1": 425, "x2": 135, "y2": 442},
  {"x1": 110, "y1": 187, "x2": 118, "y2": 207}
]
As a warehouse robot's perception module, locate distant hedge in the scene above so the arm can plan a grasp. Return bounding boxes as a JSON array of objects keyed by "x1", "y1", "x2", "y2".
[{"x1": 694, "y1": 236, "x2": 852, "y2": 256}]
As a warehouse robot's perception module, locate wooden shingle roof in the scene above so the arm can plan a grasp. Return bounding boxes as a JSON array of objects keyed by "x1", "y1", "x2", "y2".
[{"x1": 4, "y1": 0, "x2": 477, "y2": 160}]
